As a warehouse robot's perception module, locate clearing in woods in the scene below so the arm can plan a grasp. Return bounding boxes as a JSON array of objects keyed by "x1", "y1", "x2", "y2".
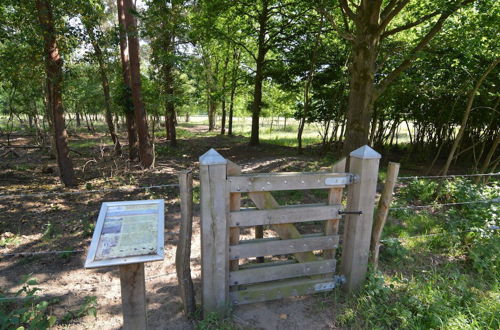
[{"x1": 1, "y1": 119, "x2": 498, "y2": 329}]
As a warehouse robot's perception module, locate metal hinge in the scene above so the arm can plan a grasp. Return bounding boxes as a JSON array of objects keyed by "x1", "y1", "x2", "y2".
[{"x1": 338, "y1": 210, "x2": 363, "y2": 215}]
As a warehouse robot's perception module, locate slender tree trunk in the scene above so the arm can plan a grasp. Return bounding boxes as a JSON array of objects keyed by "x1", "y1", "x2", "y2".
[
  {"x1": 228, "y1": 48, "x2": 240, "y2": 136},
  {"x1": 76, "y1": 112, "x2": 81, "y2": 127},
  {"x1": 478, "y1": 134, "x2": 499, "y2": 175},
  {"x1": 442, "y1": 58, "x2": 499, "y2": 176},
  {"x1": 117, "y1": 0, "x2": 138, "y2": 161},
  {"x1": 165, "y1": 62, "x2": 177, "y2": 147},
  {"x1": 249, "y1": 0, "x2": 269, "y2": 146},
  {"x1": 36, "y1": 0, "x2": 76, "y2": 187},
  {"x1": 220, "y1": 53, "x2": 230, "y2": 135},
  {"x1": 87, "y1": 26, "x2": 122, "y2": 155},
  {"x1": 123, "y1": 0, "x2": 154, "y2": 168}
]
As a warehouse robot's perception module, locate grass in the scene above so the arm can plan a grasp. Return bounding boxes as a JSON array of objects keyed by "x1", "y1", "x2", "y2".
[
  {"x1": 334, "y1": 177, "x2": 499, "y2": 329},
  {"x1": 2, "y1": 114, "x2": 498, "y2": 328}
]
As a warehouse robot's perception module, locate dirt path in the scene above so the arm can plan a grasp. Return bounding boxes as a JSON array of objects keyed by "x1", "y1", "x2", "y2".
[{"x1": 1, "y1": 127, "x2": 346, "y2": 329}]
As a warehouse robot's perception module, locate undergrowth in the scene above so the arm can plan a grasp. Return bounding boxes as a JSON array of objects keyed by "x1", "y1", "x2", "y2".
[
  {"x1": 0, "y1": 276, "x2": 97, "y2": 329},
  {"x1": 336, "y1": 178, "x2": 499, "y2": 329}
]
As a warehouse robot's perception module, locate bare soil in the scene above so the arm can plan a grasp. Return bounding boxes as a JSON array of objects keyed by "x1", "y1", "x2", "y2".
[{"x1": 1, "y1": 126, "x2": 351, "y2": 329}]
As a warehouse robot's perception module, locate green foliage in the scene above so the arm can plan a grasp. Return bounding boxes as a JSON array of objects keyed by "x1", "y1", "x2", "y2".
[
  {"x1": 335, "y1": 178, "x2": 500, "y2": 329},
  {"x1": 0, "y1": 277, "x2": 98, "y2": 329},
  {"x1": 61, "y1": 296, "x2": 97, "y2": 324},
  {"x1": 196, "y1": 312, "x2": 236, "y2": 330},
  {"x1": 466, "y1": 230, "x2": 500, "y2": 282},
  {"x1": 0, "y1": 234, "x2": 20, "y2": 248},
  {"x1": 0, "y1": 277, "x2": 57, "y2": 330},
  {"x1": 338, "y1": 268, "x2": 499, "y2": 329}
]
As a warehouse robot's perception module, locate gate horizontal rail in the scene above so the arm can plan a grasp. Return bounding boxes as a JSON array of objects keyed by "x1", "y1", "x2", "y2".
[
  {"x1": 229, "y1": 234, "x2": 340, "y2": 260},
  {"x1": 230, "y1": 203, "x2": 342, "y2": 227},
  {"x1": 227, "y1": 172, "x2": 357, "y2": 192}
]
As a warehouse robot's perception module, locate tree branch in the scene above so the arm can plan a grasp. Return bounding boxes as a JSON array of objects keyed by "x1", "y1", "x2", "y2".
[
  {"x1": 378, "y1": 0, "x2": 411, "y2": 33},
  {"x1": 315, "y1": 6, "x2": 354, "y2": 40},
  {"x1": 374, "y1": 0, "x2": 472, "y2": 99},
  {"x1": 380, "y1": 0, "x2": 399, "y2": 20},
  {"x1": 381, "y1": 10, "x2": 440, "y2": 39},
  {"x1": 339, "y1": 0, "x2": 357, "y2": 21},
  {"x1": 375, "y1": 15, "x2": 447, "y2": 98}
]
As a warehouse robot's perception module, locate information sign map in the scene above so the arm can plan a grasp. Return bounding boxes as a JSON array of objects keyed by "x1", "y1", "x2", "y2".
[{"x1": 85, "y1": 200, "x2": 165, "y2": 268}]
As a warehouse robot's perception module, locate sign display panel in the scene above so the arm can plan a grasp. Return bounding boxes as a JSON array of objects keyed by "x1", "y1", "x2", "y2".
[{"x1": 85, "y1": 199, "x2": 164, "y2": 268}]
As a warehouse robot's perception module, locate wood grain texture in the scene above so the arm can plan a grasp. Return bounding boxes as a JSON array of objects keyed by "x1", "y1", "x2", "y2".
[
  {"x1": 228, "y1": 172, "x2": 352, "y2": 192},
  {"x1": 119, "y1": 263, "x2": 147, "y2": 330},
  {"x1": 229, "y1": 235, "x2": 339, "y2": 260},
  {"x1": 324, "y1": 157, "x2": 346, "y2": 259},
  {"x1": 200, "y1": 161, "x2": 229, "y2": 315},
  {"x1": 248, "y1": 192, "x2": 319, "y2": 263},
  {"x1": 227, "y1": 161, "x2": 242, "y2": 272},
  {"x1": 370, "y1": 162, "x2": 400, "y2": 268},
  {"x1": 230, "y1": 204, "x2": 341, "y2": 227},
  {"x1": 230, "y1": 277, "x2": 339, "y2": 305},
  {"x1": 176, "y1": 171, "x2": 196, "y2": 316},
  {"x1": 229, "y1": 259, "x2": 336, "y2": 285},
  {"x1": 341, "y1": 152, "x2": 380, "y2": 292}
]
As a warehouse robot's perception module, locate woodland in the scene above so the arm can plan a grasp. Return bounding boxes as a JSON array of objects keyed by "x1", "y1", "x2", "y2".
[{"x1": 0, "y1": 0, "x2": 499, "y2": 329}]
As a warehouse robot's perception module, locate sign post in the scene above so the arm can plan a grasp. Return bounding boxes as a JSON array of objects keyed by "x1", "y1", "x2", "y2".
[{"x1": 85, "y1": 199, "x2": 165, "y2": 330}]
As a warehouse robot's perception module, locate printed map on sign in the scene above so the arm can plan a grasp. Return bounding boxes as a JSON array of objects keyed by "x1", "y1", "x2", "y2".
[{"x1": 94, "y1": 203, "x2": 159, "y2": 261}]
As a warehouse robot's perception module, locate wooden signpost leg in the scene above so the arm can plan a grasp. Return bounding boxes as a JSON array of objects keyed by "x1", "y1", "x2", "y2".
[
  {"x1": 341, "y1": 145, "x2": 381, "y2": 292},
  {"x1": 119, "y1": 263, "x2": 147, "y2": 330}
]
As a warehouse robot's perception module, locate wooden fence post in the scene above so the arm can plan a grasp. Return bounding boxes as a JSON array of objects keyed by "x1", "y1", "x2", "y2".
[
  {"x1": 176, "y1": 170, "x2": 196, "y2": 317},
  {"x1": 341, "y1": 145, "x2": 381, "y2": 292},
  {"x1": 370, "y1": 162, "x2": 400, "y2": 269},
  {"x1": 199, "y1": 149, "x2": 229, "y2": 316},
  {"x1": 119, "y1": 263, "x2": 147, "y2": 330}
]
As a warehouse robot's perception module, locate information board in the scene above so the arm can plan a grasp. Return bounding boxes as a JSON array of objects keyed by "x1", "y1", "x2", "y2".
[{"x1": 85, "y1": 199, "x2": 164, "y2": 268}]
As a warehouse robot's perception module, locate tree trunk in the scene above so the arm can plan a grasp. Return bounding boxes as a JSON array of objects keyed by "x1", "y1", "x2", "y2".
[
  {"x1": 442, "y1": 58, "x2": 499, "y2": 176},
  {"x1": 36, "y1": 0, "x2": 76, "y2": 187},
  {"x1": 123, "y1": 0, "x2": 154, "y2": 168},
  {"x1": 87, "y1": 26, "x2": 122, "y2": 155},
  {"x1": 478, "y1": 134, "x2": 499, "y2": 174},
  {"x1": 220, "y1": 53, "x2": 230, "y2": 135},
  {"x1": 228, "y1": 48, "x2": 240, "y2": 136},
  {"x1": 249, "y1": 0, "x2": 269, "y2": 146},
  {"x1": 165, "y1": 62, "x2": 177, "y2": 147},
  {"x1": 117, "y1": 0, "x2": 139, "y2": 161},
  {"x1": 343, "y1": 3, "x2": 380, "y2": 155}
]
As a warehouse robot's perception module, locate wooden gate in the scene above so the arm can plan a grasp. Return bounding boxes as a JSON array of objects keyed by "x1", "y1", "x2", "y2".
[{"x1": 199, "y1": 145, "x2": 380, "y2": 315}]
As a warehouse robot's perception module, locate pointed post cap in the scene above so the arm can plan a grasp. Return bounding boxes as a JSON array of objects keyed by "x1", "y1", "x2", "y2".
[
  {"x1": 350, "y1": 145, "x2": 381, "y2": 159},
  {"x1": 199, "y1": 148, "x2": 227, "y2": 165}
]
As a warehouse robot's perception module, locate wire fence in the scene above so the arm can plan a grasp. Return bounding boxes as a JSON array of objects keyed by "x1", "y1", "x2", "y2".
[
  {"x1": 398, "y1": 172, "x2": 500, "y2": 180},
  {"x1": 389, "y1": 198, "x2": 500, "y2": 211},
  {"x1": 0, "y1": 170, "x2": 498, "y2": 301},
  {"x1": 0, "y1": 183, "x2": 180, "y2": 200},
  {"x1": 0, "y1": 271, "x2": 178, "y2": 302},
  {"x1": 381, "y1": 226, "x2": 500, "y2": 243}
]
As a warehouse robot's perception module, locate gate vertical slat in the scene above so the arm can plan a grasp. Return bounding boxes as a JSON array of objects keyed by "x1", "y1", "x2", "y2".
[
  {"x1": 341, "y1": 145, "x2": 381, "y2": 292},
  {"x1": 199, "y1": 149, "x2": 230, "y2": 315},
  {"x1": 227, "y1": 160, "x2": 242, "y2": 272},
  {"x1": 324, "y1": 157, "x2": 346, "y2": 259}
]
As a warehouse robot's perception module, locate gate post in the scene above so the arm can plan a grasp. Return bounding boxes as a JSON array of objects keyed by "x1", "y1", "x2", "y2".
[
  {"x1": 199, "y1": 149, "x2": 230, "y2": 315},
  {"x1": 341, "y1": 145, "x2": 381, "y2": 292}
]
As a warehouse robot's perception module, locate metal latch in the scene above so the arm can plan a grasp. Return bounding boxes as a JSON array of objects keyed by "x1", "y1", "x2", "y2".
[{"x1": 338, "y1": 210, "x2": 363, "y2": 215}]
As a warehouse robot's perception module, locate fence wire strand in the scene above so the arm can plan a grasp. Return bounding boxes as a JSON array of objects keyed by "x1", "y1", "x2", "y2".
[
  {"x1": 0, "y1": 183, "x2": 180, "y2": 200},
  {"x1": 398, "y1": 172, "x2": 500, "y2": 180},
  {"x1": 381, "y1": 226, "x2": 499, "y2": 242},
  {"x1": 389, "y1": 198, "x2": 500, "y2": 211}
]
